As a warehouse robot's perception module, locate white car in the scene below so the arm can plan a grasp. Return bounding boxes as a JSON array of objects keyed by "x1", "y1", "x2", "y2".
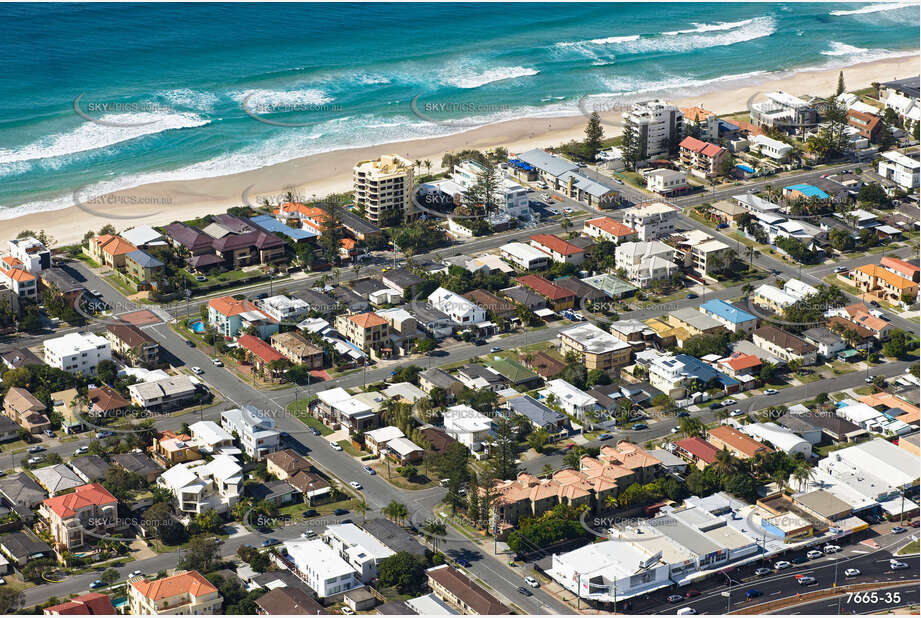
[
  {"x1": 723, "y1": 399, "x2": 737, "y2": 406},
  {"x1": 340, "y1": 607, "x2": 354, "y2": 615},
  {"x1": 211, "y1": 358, "x2": 223, "y2": 367},
  {"x1": 844, "y1": 568, "x2": 860, "y2": 577},
  {"x1": 763, "y1": 388, "x2": 778, "y2": 395},
  {"x1": 74, "y1": 446, "x2": 89, "y2": 455},
  {"x1": 524, "y1": 576, "x2": 540, "y2": 588},
  {"x1": 301, "y1": 529, "x2": 317, "y2": 539},
  {"x1": 823, "y1": 544, "x2": 841, "y2": 554},
  {"x1": 130, "y1": 570, "x2": 142, "y2": 578},
  {"x1": 671, "y1": 426, "x2": 680, "y2": 433},
  {"x1": 806, "y1": 550, "x2": 824, "y2": 560},
  {"x1": 27, "y1": 456, "x2": 45, "y2": 465},
  {"x1": 729, "y1": 409, "x2": 745, "y2": 417},
  {"x1": 330, "y1": 443, "x2": 343, "y2": 451},
  {"x1": 191, "y1": 366, "x2": 204, "y2": 375},
  {"x1": 349, "y1": 481, "x2": 363, "y2": 490},
  {"x1": 890, "y1": 560, "x2": 909, "y2": 570},
  {"x1": 774, "y1": 560, "x2": 792, "y2": 570},
  {"x1": 563, "y1": 207, "x2": 574, "y2": 214}
]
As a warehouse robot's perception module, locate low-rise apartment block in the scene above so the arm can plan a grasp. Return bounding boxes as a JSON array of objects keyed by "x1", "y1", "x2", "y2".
[
  {"x1": 220, "y1": 406, "x2": 281, "y2": 460},
  {"x1": 620, "y1": 202, "x2": 678, "y2": 241},
  {"x1": 43, "y1": 332, "x2": 111, "y2": 376},
  {"x1": 583, "y1": 217, "x2": 638, "y2": 244},
  {"x1": 559, "y1": 323, "x2": 632, "y2": 372}
]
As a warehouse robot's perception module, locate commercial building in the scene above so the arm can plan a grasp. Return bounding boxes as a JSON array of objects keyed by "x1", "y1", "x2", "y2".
[
  {"x1": 559, "y1": 323, "x2": 632, "y2": 373},
  {"x1": 43, "y1": 332, "x2": 111, "y2": 376},
  {"x1": 620, "y1": 202, "x2": 678, "y2": 241},
  {"x1": 646, "y1": 168, "x2": 689, "y2": 195},
  {"x1": 353, "y1": 154, "x2": 415, "y2": 224},
  {"x1": 622, "y1": 99, "x2": 684, "y2": 159}
]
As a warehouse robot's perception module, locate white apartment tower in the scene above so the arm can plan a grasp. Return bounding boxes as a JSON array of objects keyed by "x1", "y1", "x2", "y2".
[
  {"x1": 622, "y1": 99, "x2": 684, "y2": 160},
  {"x1": 353, "y1": 154, "x2": 415, "y2": 225}
]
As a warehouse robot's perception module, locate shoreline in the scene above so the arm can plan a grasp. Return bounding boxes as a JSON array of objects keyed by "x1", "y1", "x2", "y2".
[{"x1": 5, "y1": 53, "x2": 919, "y2": 247}]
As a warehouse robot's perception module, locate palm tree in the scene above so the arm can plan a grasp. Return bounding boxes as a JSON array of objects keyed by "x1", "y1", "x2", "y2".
[
  {"x1": 356, "y1": 499, "x2": 369, "y2": 522},
  {"x1": 712, "y1": 447, "x2": 739, "y2": 476},
  {"x1": 424, "y1": 160, "x2": 432, "y2": 176},
  {"x1": 678, "y1": 416, "x2": 705, "y2": 438},
  {"x1": 393, "y1": 502, "x2": 408, "y2": 526},
  {"x1": 789, "y1": 460, "x2": 816, "y2": 492},
  {"x1": 423, "y1": 518, "x2": 447, "y2": 554},
  {"x1": 604, "y1": 494, "x2": 619, "y2": 511},
  {"x1": 541, "y1": 463, "x2": 554, "y2": 478}
]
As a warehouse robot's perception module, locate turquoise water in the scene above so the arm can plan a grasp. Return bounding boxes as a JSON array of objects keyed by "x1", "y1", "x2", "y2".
[
  {"x1": 189, "y1": 320, "x2": 206, "y2": 333},
  {"x1": 0, "y1": 2, "x2": 917, "y2": 218}
]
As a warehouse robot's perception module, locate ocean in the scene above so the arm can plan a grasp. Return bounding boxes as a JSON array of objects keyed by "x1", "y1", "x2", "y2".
[{"x1": 0, "y1": 2, "x2": 917, "y2": 219}]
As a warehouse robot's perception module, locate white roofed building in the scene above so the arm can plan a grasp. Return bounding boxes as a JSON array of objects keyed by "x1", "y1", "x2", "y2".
[
  {"x1": 740, "y1": 422, "x2": 811, "y2": 457},
  {"x1": 428, "y1": 287, "x2": 487, "y2": 326},
  {"x1": 443, "y1": 405, "x2": 493, "y2": 449},
  {"x1": 614, "y1": 241, "x2": 677, "y2": 286},
  {"x1": 43, "y1": 332, "x2": 111, "y2": 377},
  {"x1": 158, "y1": 454, "x2": 243, "y2": 515},
  {"x1": 284, "y1": 539, "x2": 361, "y2": 598}
]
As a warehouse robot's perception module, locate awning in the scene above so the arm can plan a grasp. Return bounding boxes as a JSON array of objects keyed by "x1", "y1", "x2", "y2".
[{"x1": 535, "y1": 308, "x2": 556, "y2": 318}]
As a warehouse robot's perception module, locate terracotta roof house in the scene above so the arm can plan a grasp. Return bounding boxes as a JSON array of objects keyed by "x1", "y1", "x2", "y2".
[
  {"x1": 88, "y1": 385, "x2": 131, "y2": 417},
  {"x1": 288, "y1": 470, "x2": 331, "y2": 502},
  {"x1": 237, "y1": 334, "x2": 286, "y2": 375},
  {"x1": 847, "y1": 108, "x2": 882, "y2": 140},
  {"x1": 679, "y1": 135, "x2": 728, "y2": 177},
  {"x1": 707, "y1": 425, "x2": 772, "y2": 459},
  {"x1": 851, "y1": 263, "x2": 918, "y2": 304},
  {"x1": 265, "y1": 449, "x2": 312, "y2": 480},
  {"x1": 89, "y1": 235, "x2": 138, "y2": 269},
  {"x1": 418, "y1": 427, "x2": 458, "y2": 453},
  {"x1": 880, "y1": 256, "x2": 921, "y2": 283},
  {"x1": 529, "y1": 234, "x2": 585, "y2": 265},
  {"x1": 43, "y1": 592, "x2": 116, "y2": 615},
  {"x1": 674, "y1": 437, "x2": 720, "y2": 469},
  {"x1": 41, "y1": 483, "x2": 119, "y2": 550},
  {"x1": 3, "y1": 386, "x2": 51, "y2": 433},
  {"x1": 208, "y1": 295, "x2": 277, "y2": 339},
  {"x1": 128, "y1": 570, "x2": 222, "y2": 615},
  {"x1": 426, "y1": 564, "x2": 511, "y2": 615},
  {"x1": 516, "y1": 274, "x2": 576, "y2": 310},
  {"x1": 584, "y1": 217, "x2": 638, "y2": 243}
]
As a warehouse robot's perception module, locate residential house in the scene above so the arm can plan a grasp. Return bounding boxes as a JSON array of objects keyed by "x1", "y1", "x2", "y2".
[
  {"x1": 382, "y1": 268, "x2": 424, "y2": 299},
  {"x1": 426, "y1": 564, "x2": 511, "y2": 615},
  {"x1": 53, "y1": 388, "x2": 85, "y2": 434},
  {"x1": 614, "y1": 241, "x2": 677, "y2": 286},
  {"x1": 443, "y1": 405, "x2": 493, "y2": 449},
  {"x1": 500, "y1": 242, "x2": 551, "y2": 270},
  {"x1": 255, "y1": 586, "x2": 326, "y2": 616},
  {"x1": 8, "y1": 237, "x2": 50, "y2": 273},
  {"x1": 583, "y1": 217, "x2": 638, "y2": 244},
  {"x1": 264, "y1": 449, "x2": 312, "y2": 480},
  {"x1": 69, "y1": 456, "x2": 111, "y2": 484},
  {"x1": 87, "y1": 385, "x2": 131, "y2": 418},
  {"x1": 699, "y1": 299, "x2": 758, "y2": 335},
  {"x1": 647, "y1": 352, "x2": 739, "y2": 399},
  {"x1": 124, "y1": 250, "x2": 165, "y2": 288},
  {"x1": 324, "y1": 522, "x2": 396, "y2": 583},
  {"x1": 516, "y1": 274, "x2": 575, "y2": 311},
  {"x1": 484, "y1": 357, "x2": 542, "y2": 389},
  {"x1": 256, "y1": 295, "x2": 309, "y2": 324},
  {"x1": 105, "y1": 320, "x2": 159, "y2": 366},
  {"x1": 506, "y1": 394, "x2": 568, "y2": 431},
  {"x1": 286, "y1": 538, "x2": 362, "y2": 597},
  {"x1": 706, "y1": 425, "x2": 772, "y2": 460},
  {"x1": 529, "y1": 234, "x2": 585, "y2": 266},
  {"x1": 271, "y1": 331, "x2": 324, "y2": 368},
  {"x1": 0, "y1": 257, "x2": 38, "y2": 300},
  {"x1": 207, "y1": 296, "x2": 278, "y2": 339},
  {"x1": 3, "y1": 386, "x2": 51, "y2": 433},
  {"x1": 0, "y1": 530, "x2": 52, "y2": 566},
  {"x1": 847, "y1": 109, "x2": 881, "y2": 140},
  {"x1": 43, "y1": 332, "x2": 111, "y2": 376},
  {"x1": 221, "y1": 406, "x2": 281, "y2": 460},
  {"x1": 428, "y1": 287, "x2": 488, "y2": 326},
  {"x1": 34, "y1": 464, "x2": 84, "y2": 497},
  {"x1": 312, "y1": 387, "x2": 377, "y2": 432},
  {"x1": 501, "y1": 285, "x2": 546, "y2": 311},
  {"x1": 41, "y1": 483, "x2": 118, "y2": 550},
  {"x1": 554, "y1": 277, "x2": 608, "y2": 304},
  {"x1": 525, "y1": 350, "x2": 566, "y2": 379},
  {"x1": 877, "y1": 151, "x2": 919, "y2": 191},
  {"x1": 463, "y1": 289, "x2": 516, "y2": 321},
  {"x1": 128, "y1": 375, "x2": 198, "y2": 412},
  {"x1": 752, "y1": 325, "x2": 818, "y2": 366},
  {"x1": 802, "y1": 327, "x2": 847, "y2": 360},
  {"x1": 189, "y1": 420, "x2": 235, "y2": 455},
  {"x1": 752, "y1": 283, "x2": 797, "y2": 313},
  {"x1": 151, "y1": 431, "x2": 201, "y2": 467},
  {"x1": 335, "y1": 312, "x2": 390, "y2": 355},
  {"x1": 364, "y1": 427, "x2": 406, "y2": 457},
  {"x1": 158, "y1": 455, "x2": 243, "y2": 515},
  {"x1": 419, "y1": 368, "x2": 465, "y2": 400},
  {"x1": 749, "y1": 134, "x2": 793, "y2": 160},
  {"x1": 408, "y1": 303, "x2": 454, "y2": 340},
  {"x1": 89, "y1": 235, "x2": 137, "y2": 269},
  {"x1": 715, "y1": 352, "x2": 762, "y2": 380},
  {"x1": 679, "y1": 136, "x2": 728, "y2": 178},
  {"x1": 559, "y1": 323, "x2": 632, "y2": 372},
  {"x1": 667, "y1": 229, "x2": 733, "y2": 278},
  {"x1": 111, "y1": 452, "x2": 162, "y2": 484},
  {"x1": 43, "y1": 593, "x2": 116, "y2": 616},
  {"x1": 667, "y1": 307, "x2": 725, "y2": 337},
  {"x1": 850, "y1": 264, "x2": 918, "y2": 304},
  {"x1": 128, "y1": 570, "x2": 223, "y2": 615},
  {"x1": 740, "y1": 422, "x2": 811, "y2": 457},
  {"x1": 288, "y1": 470, "x2": 331, "y2": 505},
  {"x1": 247, "y1": 479, "x2": 299, "y2": 507},
  {"x1": 237, "y1": 334, "x2": 287, "y2": 376},
  {"x1": 831, "y1": 303, "x2": 893, "y2": 341},
  {"x1": 880, "y1": 256, "x2": 920, "y2": 283},
  {"x1": 419, "y1": 427, "x2": 458, "y2": 454},
  {"x1": 674, "y1": 437, "x2": 720, "y2": 470},
  {"x1": 536, "y1": 380, "x2": 596, "y2": 421}
]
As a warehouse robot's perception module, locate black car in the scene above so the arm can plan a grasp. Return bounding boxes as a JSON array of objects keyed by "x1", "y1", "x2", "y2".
[
  {"x1": 185, "y1": 339, "x2": 195, "y2": 347},
  {"x1": 334, "y1": 508, "x2": 349, "y2": 516},
  {"x1": 303, "y1": 509, "x2": 318, "y2": 518},
  {"x1": 709, "y1": 402, "x2": 723, "y2": 410},
  {"x1": 791, "y1": 556, "x2": 808, "y2": 565},
  {"x1": 518, "y1": 586, "x2": 533, "y2": 597},
  {"x1": 677, "y1": 411, "x2": 690, "y2": 418}
]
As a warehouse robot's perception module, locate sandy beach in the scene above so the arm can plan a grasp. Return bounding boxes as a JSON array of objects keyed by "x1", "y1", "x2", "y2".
[{"x1": 8, "y1": 54, "x2": 918, "y2": 247}]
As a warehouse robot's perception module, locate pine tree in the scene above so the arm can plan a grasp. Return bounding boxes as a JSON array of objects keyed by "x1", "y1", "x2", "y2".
[
  {"x1": 584, "y1": 111, "x2": 604, "y2": 159},
  {"x1": 621, "y1": 123, "x2": 642, "y2": 170},
  {"x1": 462, "y1": 161, "x2": 501, "y2": 217},
  {"x1": 318, "y1": 199, "x2": 343, "y2": 264},
  {"x1": 836, "y1": 71, "x2": 845, "y2": 96}
]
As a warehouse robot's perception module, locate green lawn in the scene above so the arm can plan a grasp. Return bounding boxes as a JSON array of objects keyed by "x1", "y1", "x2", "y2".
[
  {"x1": 853, "y1": 385, "x2": 877, "y2": 396},
  {"x1": 104, "y1": 273, "x2": 137, "y2": 297},
  {"x1": 285, "y1": 399, "x2": 332, "y2": 435},
  {"x1": 76, "y1": 252, "x2": 101, "y2": 268},
  {"x1": 896, "y1": 540, "x2": 919, "y2": 556},
  {"x1": 828, "y1": 360, "x2": 858, "y2": 375},
  {"x1": 337, "y1": 439, "x2": 364, "y2": 457}
]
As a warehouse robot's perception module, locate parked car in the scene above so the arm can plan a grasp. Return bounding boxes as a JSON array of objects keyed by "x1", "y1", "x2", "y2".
[
  {"x1": 74, "y1": 446, "x2": 89, "y2": 455},
  {"x1": 729, "y1": 409, "x2": 745, "y2": 417},
  {"x1": 27, "y1": 446, "x2": 45, "y2": 454},
  {"x1": 754, "y1": 567, "x2": 772, "y2": 577},
  {"x1": 130, "y1": 570, "x2": 142, "y2": 578},
  {"x1": 791, "y1": 556, "x2": 808, "y2": 564},
  {"x1": 723, "y1": 399, "x2": 737, "y2": 406},
  {"x1": 27, "y1": 456, "x2": 45, "y2": 465},
  {"x1": 490, "y1": 346, "x2": 502, "y2": 353},
  {"x1": 334, "y1": 509, "x2": 349, "y2": 516},
  {"x1": 340, "y1": 606, "x2": 355, "y2": 615},
  {"x1": 96, "y1": 430, "x2": 113, "y2": 439},
  {"x1": 671, "y1": 426, "x2": 680, "y2": 433},
  {"x1": 774, "y1": 561, "x2": 791, "y2": 570},
  {"x1": 684, "y1": 589, "x2": 699, "y2": 598},
  {"x1": 891, "y1": 526, "x2": 906, "y2": 534},
  {"x1": 795, "y1": 575, "x2": 816, "y2": 586},
  {"x1": 44, "y1": 429, "x2": 55, "y2": 438},
  {"x1": 348, "y1": 481, "x2": 363, "y2": 490},
  {"x1": 598, "y1": 433, "x2": 613, "y2": 441},
  {"x1": 708, "y1": 402, "x2": 723, "y2": 410},
  {"x1": 309, "y1": 427, "x2": 321, "y2": 436},
  {"x1": 211, "y1": 358, "x2": 223, "y2": 366},
  {"x1": 834, "y1": 266, "x2": 849, "y2": 273},
  {"x1": 667, "y1": 594, "x2": 684, "y2": 603},
  {"x1": 363, "y1": 466, "x2": 376, "y2": 475},
  {"x1": 677, "y1": 411, "x2": 690, "y2": 418},
  {"x1": 823, "y1": 544, "x2": 841, "y2": 554},
  {"x1": 806, "y1": 550, "x2": 824, "y2": 560},
  {"x1": 261, "y1": 538, "x2": 280, "y2": 547},
  {"x1": 686, "y1": 293, "x2": 698, "y2": 299},
  {"x1": 185, "y1": 339, "x2": 195, "y2": 347},
  {"x1": 746, "y1": 589, "x2": 763, "y2": 599},
  {"x1": 763, "y1": 388, "x2": 778, "y2": 395},
  {"x1": 890, "y1": 560, "x2": 909, "y2": 570},
  {"x1": 909, "y1": 521, "x2": 920, "y2": 528},
  {"x1": 89, "y1": 580, "x2": 104, "y2": 589},
  {"x1": 677, "y1": 609, "x2": 697, "y2": 615},
  {"x1": 331, "y1": 443, "x2": 343, "y2": 451},
  {"x1": 300, "y1": 529, "x2": 316, "y2": 538},
  {"x1": 632, "y1": 423, "x2": 648, "y2": 430},
  {"x1": 195, "y1": 275, "x2": 207, "y2": 282},
  {"x1": 518, "y1": 586, "x2": 533, "y2": 597},
  {"x1": 456, "y1": 558, "x2": 471, "y2": 568},
  {"x1": 303, "y1": 509, "x2": 318, "y2": 518},
  {"x1": 90, "y1": 290, "x2": 101, "y2": 297},
  {"x1": 844, "y1": 568, "x2": 860, "y2": 577},
  {"x1": 524, "y1": 576, "x2": 540, "y2": 588},
  {"x1": 191, "y1": 366, "x2": 203, "y2": 374}
]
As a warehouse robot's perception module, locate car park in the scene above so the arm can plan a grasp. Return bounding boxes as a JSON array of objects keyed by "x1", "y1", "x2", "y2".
[
  {"x1": 667, "y1": 595, "x2": 684, "y2": 603},
  {"x1": 806, "y1": 550, "x2": 823, "y2": 560},
  {"x1": 525, "y1": 576, "x2": 540, "y2": 588},
  {"x1": 774, "y1": 561, "x2": 791, "y2": 570},
  {"x1": 349, "y1": 481, "x2": 363, "y2": 490},
  {"x1": 844, "y1": 568, "x2": 860, "y2": 577},
  {"x1": 331, "y1": 443, "x2": 343, "y2": 451},
  {"x1": 191, "y1": 366, "x2": 203, "y2": 374},
  {"x1": 754, "y1": 567, "x2": 772, "y2": 577}
]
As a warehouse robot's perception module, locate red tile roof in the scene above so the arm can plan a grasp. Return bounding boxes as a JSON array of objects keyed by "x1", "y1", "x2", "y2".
[
  {"x1": 43, "y1": 593, "x2": 116, "y2": 615},
  {"x1": 350, "y1": 312, "x2": 388, "y2": 328},
  {"x1": 516, "y1": 274, "x2": 575, "y2": 302},
  {"x1": 237, "y1": 334, "x2": 285, "y2": 363},
  {"x1": 208, "y1": 295, "x2": 261, "y2": 317},
  {"x1": 679, "y1": 136, "x2": 725, "y2": 158},
  {"x1": 880, "y1": 256, "x2": 920, "y2": 280},
  {"x1": 529, "y1": 234, "x2": 584, "y2": 256},
  {"x1": 674, "y1": 437, "x2": 719, "y2": 464},
  {"x1": 130, "y1": 570, "x2": 217, "y2": 601},
  {"x1": 721, "y1": 352, "x2": 762, "y2": 372},
  {"x1": 43, "y1": 483, "x2": 117, "y2": 519},
  {"x1": 586, "y1": 217, "x2": 637, "y2": 238}
]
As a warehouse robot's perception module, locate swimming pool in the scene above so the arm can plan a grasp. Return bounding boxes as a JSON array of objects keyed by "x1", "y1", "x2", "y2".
[
  {"x1": 189, "y1": 320, "x2": 205, "y2": 333},
  {"x1": 736, "y1": 164, "x2": 756, "y2": 174}
]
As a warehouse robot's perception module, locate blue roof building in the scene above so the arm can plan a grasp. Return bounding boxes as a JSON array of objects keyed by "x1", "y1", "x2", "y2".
[
  {"x1": 249, "y1": 215, "x2": 318, "y2": 243},
  {"x1": 674, "y1": 354, "x2": 739, "y2": 390},
  {"x1": 783, "y1": 184, "x2": 829, "y2": 199},
  {"x1": 699, "y1": 299, "x2": 759, "y2": 334}
]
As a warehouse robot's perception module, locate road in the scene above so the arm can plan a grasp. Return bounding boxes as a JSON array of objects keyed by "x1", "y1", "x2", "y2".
[{"x1": 771, "y1": 583, "x2": 918, "y2": 615}]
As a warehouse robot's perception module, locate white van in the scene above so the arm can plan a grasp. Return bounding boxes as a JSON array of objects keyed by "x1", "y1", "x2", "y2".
[{"x1": 677, "y1": 608, "x2": 698, "y2": 615}]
